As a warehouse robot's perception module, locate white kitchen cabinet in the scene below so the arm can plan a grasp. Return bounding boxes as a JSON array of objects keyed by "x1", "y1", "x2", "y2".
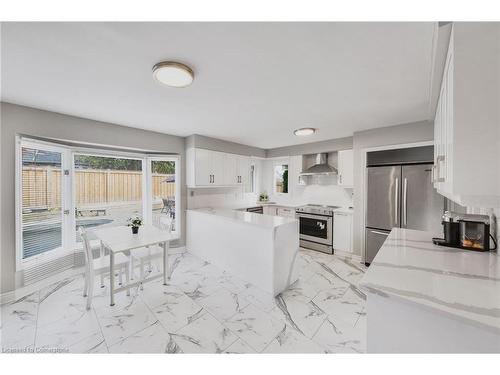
[
  {"x1": 337, "y1": 149, "x2": 354, "y2": 187},
  {"x1": 333, "y1": 211, "x2": 353, "y2": 253},
  {"x1": 187, "y1": 148, "x2": 251, "y2": 188},
  {"x1": 187, "y1": 148, "x2": 225, "y2": 187},
  {"x1": 432, "y1": 23, "x2": 500, "y2": 207},
  {"x1": 223, "y1": 153, "x2": 250, "y2": 186},
  {"x1": 263, "y1": 205, "x2": 278, "y2": 216},
  {"x1": 277, "y1": 206, "x2": 295, "y2": 218},
  {"x1": 223, "y1": 153, "x2": 238, "y2": 185},
  {"x1": 236, "y1": 155, "x2": 250, "y2": 187},
  {"x1": 191, "y1": 148, "x2": 212, "y2": 186}
]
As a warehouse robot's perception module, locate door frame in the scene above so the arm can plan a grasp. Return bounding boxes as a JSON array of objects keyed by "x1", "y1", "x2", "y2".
[
  {"x1": 145, "y1": 155, "x2": 181, "y2": 236},
  {"x1": 360, "y1": 140, "x2": 434, "y2": 263},
  {"x1": 15, "y1": 136, "x2": 73, "y2": 270}
]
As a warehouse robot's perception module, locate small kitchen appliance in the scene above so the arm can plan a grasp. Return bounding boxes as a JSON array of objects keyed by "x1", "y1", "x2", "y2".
[{"x1": 433, "y1": 212, "x2": 497, "y2": 251}]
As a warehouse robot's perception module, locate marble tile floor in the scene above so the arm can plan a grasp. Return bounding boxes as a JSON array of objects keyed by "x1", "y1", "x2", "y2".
[{"x1": 1, "y1": 249, "x2": 367, "y2": 354}]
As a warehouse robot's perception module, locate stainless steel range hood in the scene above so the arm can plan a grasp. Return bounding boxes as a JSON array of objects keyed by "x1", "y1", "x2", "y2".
[{"x1": 300, "y1": 153, "x2": 338, "y2": 176}]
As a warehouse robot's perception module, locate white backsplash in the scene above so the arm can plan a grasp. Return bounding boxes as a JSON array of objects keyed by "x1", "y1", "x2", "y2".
[{"x1": 187, "y1": 187, "x2": 257, "y2": 209}]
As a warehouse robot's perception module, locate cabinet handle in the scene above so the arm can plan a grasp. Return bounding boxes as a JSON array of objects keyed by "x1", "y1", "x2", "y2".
[
  {"x1": 339, "y1": 174, "x2": 342, "y2": 184},
  {"x1": 435, "y1": 155, "x2": 445, "y2": 183},
  {"x1": 394, "y1": 177, "x2": 399, "y2": 225},
  {"x1": 403, "y1": 178, "x2": 408, "y2": 227}
]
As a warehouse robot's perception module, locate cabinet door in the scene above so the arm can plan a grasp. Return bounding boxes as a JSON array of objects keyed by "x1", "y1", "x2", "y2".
[
  {"x1": 434, "y1": 27, "x2": 453, "y2": 195},
  {"x1": 277, "y1": 207, "x2": 295, "y2": 218},
  {"x1": 263, "y1": 206, "x2": 277, "y2": 216},
  {"x1": 338, "y1": 150, "x2": 353, "y2": 186},
  {"x1": 237, "y1": 156, "x2": 250, "y2": 186},
  {"x1": 333, "y1": 212, "x2": 352, "y2": 252},
  {"x1": 224, "y1": 153, "x2": 238, "y2": 186},
  {"x1": 195, "y1": 148, "x2": 212, "y2": 186},
  {"x1": 211, "y1": 151, "x2": 226, "y2": 186}
]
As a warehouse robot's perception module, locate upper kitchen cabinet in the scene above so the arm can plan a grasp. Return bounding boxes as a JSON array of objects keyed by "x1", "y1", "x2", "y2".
[
  {"x1": 337, "y1": 149, "x2": 354, "y2": 187},
  {"x1": 433, "y1": 23, "x2": 500, "y2": 207},
  {"x1": 187, "y1": 147, "x2": 251, "y2": 188},
  {"x1": 223, "y1": 153, "x2": 250, "y2": 186},
  {"x1": 187, "y1": 148, "x2": 225, "y2": 186}
]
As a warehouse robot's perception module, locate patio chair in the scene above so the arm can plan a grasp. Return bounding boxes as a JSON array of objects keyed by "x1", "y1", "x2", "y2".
[
  {"x1": 79, "y1": 228, "x2": 131, "y2": 310},
  {"x1": 160, "y1": 197, "x2": 175, "y2": 218}
]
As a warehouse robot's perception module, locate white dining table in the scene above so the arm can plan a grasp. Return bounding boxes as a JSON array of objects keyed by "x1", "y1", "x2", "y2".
[{"x1": 91, "y1": 225, "x2": 177, "y2": 306}]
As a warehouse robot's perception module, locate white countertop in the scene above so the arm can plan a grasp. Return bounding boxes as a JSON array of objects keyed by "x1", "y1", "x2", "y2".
[
  {"x1": 333, "y1": 207, "x2": 353, "y2": 214},
  {"x1": 188, "y1": 207, "x2": 297, "y2": 228},
  {"x1": 360, "y1": 228, "x2": 500, "y2": 332}
]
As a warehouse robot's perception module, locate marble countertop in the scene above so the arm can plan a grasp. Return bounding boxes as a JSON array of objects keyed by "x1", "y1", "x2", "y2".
[
  {"x1": 360, "y1": 228, "x2": 500, "y2": 332},
  {"x1": 188, "y1": 207, "x2": 297, "y2": 228}
]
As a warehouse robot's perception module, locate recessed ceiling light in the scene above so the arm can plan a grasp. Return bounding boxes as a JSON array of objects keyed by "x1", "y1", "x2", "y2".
[
  {"x1": 152, "y1": 61, "x2": 194, "y2": 88},
  {"x1": 294, "y1": 128, "x2": 316, "y2": 136}
]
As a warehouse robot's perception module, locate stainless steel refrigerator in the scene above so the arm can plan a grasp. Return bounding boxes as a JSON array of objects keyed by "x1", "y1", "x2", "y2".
[{"x1": 365, "y1": 163, "x2": 444, "y2": 264}]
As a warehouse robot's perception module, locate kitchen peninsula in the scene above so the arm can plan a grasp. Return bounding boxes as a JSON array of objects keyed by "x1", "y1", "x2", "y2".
[
  {"x1": 360, "y1": 228, "x2": 500, "y2": 353},
  {"x1": 186, "y1": 208, "x2": 300, "y2": 296}
]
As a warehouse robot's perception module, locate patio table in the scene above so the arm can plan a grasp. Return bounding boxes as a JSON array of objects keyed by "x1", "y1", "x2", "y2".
[{"x1": 91, "y1": 225, "x2": 177, "y2": 306}]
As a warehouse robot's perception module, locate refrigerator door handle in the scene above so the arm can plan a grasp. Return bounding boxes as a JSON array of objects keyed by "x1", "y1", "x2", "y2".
[
  {"x1": 371, "y1": 230, "x2": 390, "y2": 236},
  {"x1": 394, "y1": 177, "x2": 399, "y2": 225},
  {"x1": 403, "y1": 177, "x2": 408, "y2": 227}
]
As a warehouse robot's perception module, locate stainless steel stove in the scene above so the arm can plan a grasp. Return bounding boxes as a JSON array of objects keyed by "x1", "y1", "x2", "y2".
[{"x1": 295, "y1": 204, "x2": 340, "y2": 254}]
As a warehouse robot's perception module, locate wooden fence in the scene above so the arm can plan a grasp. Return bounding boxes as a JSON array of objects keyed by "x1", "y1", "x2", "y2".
[{"x1": 22, "y1": 167, "x2": 175, "y2": 209}]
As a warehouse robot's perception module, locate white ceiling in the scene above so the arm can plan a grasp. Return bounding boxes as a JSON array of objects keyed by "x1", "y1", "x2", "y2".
[{"x1": 1, "y1": 22, "x2": 436, "y2": 149}]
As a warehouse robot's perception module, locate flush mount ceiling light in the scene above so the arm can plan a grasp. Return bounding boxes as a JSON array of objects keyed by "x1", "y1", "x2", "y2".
[
  {"x1": 294, "y1": 128, "x2": 316, "y2": 136},
  {"x1": 152, "y1": 61, "x2": 194, "y2": 88}
]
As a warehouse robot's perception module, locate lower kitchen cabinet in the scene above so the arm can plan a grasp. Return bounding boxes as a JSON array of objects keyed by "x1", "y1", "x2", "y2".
[
  {"x1": 277, "y1": 206, "x2": 295, "y2": 218},
  {"x1": 263, "y1": 205, "x2": 296, "y2": 218},
  {"x1": 333, "y1": 211, "x2": 353, "y2": 253}
]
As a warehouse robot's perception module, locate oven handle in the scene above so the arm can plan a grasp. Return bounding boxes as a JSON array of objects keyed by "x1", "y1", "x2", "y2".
[{"x1": 295, "y1": 212, "x2": 333, "y2": 219}]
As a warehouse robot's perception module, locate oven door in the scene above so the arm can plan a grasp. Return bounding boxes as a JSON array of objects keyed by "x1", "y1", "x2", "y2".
[{"x1": 297, "y1": 213, "x2": 333, "y2": 245}]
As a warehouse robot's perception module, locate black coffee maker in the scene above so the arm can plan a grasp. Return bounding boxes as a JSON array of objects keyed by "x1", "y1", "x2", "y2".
[{"x1": 433, "y1": 212, "x2": 497, "y2": 251}]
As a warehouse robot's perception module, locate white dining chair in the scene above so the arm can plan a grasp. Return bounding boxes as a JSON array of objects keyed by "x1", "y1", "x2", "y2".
[
  {"x1": 79, "y1": 228, "x2": 131, "y2": 310},
  {"x1": 131, "y1": 216, "x2": 173, "y2": 289}
]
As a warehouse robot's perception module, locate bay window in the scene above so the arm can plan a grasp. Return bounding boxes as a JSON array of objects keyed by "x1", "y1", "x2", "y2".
[{"x1": 16, "y1": 137, "x2": 181, "y2": 273}]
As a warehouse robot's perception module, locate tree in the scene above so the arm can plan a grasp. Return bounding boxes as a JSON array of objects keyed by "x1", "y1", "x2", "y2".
[
  {"x1": 152, "y1": 161, "x2": 175, "y2": 174},
  {"x1": 282, "y1": 169, "x2": 288, "y2": 193},
  {"x1": 74, "y1": 155, "x2": 142, "y2": 171}
]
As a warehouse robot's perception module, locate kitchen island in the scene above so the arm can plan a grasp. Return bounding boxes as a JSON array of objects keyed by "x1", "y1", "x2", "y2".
[
  {"x1": 360, "y1": 228, "x2": 500, "y2": 353},
  {"x1": 186, "y1": 208, "x2": 299, "y2": 295}
]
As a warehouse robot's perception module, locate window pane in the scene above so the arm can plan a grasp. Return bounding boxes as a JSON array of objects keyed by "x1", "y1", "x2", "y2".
[
  {"x1": 250, "y1": 165, "x2": 255, "y2": 193},
  {"x1": 74, "y1": 154, "x2": 143, "y2": 241},
  {"x1": 151, "y1": 160, "x2": 176, "y2": 232},
  {"x1": 21, "y1": 147, "x2": 63, "y2": 258},
  {"x1": 274, "y1": 164, "x2": 289, "y2": 193}
]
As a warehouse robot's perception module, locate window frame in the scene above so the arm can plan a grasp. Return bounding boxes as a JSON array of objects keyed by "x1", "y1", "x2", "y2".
[
  {"x1": 145, "y1": 155, "x2": 181, "y2": 236},
  {"x1": 273, "y1": 161, "x2": 289, "y2": 195},
  {"x1": 71, "y1": 150, "x2": 147, "y2": 250},
  {"x1": 15, "y1": 136, "x2": 181, "y2": 270},
  {"x1": 15, "y1": 137, "x2": 73, "y2": 270}
]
